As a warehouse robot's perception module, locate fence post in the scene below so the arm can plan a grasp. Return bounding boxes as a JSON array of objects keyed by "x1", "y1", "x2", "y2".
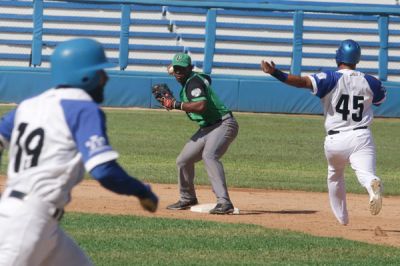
[
  {"x1": 203, "y1": 9, "x2": 217, "y2": 74},
  {"x1": 378, "y1": 15, "x2": 389, "y2": 81},
  {"x1": 32, "y1": 0, "x2": 44, "y2": 67},
  {"x1": 119, "y1": 4, "x2": 131, "y2": 70},
  {"x1": 291, "y1": 10, "x2": 303, "y2": 75}
]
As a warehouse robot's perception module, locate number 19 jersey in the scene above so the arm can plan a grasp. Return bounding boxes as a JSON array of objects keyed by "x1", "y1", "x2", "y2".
[
  {"x1": 0, "y1": 88, "x2": 119, "y2": 208},
  {"x1": 308, "y1": 69, "x2": 386, "y2": 133}
]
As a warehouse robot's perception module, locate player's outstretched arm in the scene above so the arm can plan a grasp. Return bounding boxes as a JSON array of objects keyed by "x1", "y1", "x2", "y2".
[
  {"x1": 90, "y1": 160, "x2": 158, "y2": 212},
  {"x1": 260, "y1": 60, "x2": 313, "y2": 90}
]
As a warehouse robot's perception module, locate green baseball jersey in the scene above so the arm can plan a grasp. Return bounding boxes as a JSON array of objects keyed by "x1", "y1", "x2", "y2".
[{"x1": 180, "y1": 72, "x2": 230, "y2": 127}]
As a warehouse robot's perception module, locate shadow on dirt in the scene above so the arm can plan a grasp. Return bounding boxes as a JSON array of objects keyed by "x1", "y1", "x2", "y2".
[{"x1": 238, "y1": 209, "x2": 317, "y2": 215}]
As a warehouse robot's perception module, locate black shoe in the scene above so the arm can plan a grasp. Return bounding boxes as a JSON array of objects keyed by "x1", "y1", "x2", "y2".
[
  {"x1": 209, "y1": 203, "x2": 234, "y2": 214},
  {"x1": 166, "y1": 199, "x2": 198, "y2": 210}
]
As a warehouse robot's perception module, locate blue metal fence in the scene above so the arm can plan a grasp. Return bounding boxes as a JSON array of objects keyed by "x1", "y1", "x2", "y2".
[
  {"x1": 2, "y1": 0, "x2": 400, "y2": 78},
  {"x1": 0, "y1": 0, "x2": 399, "y2": 116}
]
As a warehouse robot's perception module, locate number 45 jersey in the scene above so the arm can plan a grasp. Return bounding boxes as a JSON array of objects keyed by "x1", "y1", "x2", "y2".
[
  {"x1": 0, "y1": 88, "x2": 119, "y2": 208},
  {"x1": 308, "y1": 69, "x2": 386, "y2": 133}
]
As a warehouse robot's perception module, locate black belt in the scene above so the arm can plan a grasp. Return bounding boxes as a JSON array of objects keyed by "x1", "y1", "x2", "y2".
[
  {"x1": 327, "y1": 126, "x2": 368, "y2": 135},
  {"x1": 205, "y1": 112, "x2": 233, "y2": 127},
  {"x1": 9, "y1": 190, "x2": 64, "y2": 221}
]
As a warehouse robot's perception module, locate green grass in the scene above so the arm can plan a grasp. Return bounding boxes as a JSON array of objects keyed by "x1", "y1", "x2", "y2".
[
  {"x1": 106, "y1": 108, "x2": 400, "y2": 195},
  {"x1": 0, "y1": 106, "x2": 399, "y2": 194},
  {"x1": 62, "y1": 212, "x2": 400, "y2": 266},
  {"x1": 2, "y1": 105, "x2": 400, "y2": 265}
]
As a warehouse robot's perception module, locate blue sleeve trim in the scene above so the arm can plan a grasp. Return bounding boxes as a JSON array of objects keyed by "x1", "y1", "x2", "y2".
[
  {"x1": 364, "y1": 74, "x2": 386, "y2": 105},
  {"x1": 60, "y1": 99, "x2": 115, "y2": 165},
  {"x1": 90, "y1": 160, "x2": 149, "y2": 198},
  {"x1": 311, "y1": 71, "x2": 342, "y2": 98},
  {"x1": 0, "y1": 109, "x2": 17, "y2": 141}
]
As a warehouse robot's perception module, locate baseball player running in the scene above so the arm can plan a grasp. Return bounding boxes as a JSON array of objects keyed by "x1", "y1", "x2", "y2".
[
  {"x1": 261, "y1": 39, "x2": 386, "y2": 225},
  {"x1": 0, "y1": 38, "x2": 158, "y2": 265},
  {"x1": 161, "y1": 53, "x2": 239, "y2": 214}
]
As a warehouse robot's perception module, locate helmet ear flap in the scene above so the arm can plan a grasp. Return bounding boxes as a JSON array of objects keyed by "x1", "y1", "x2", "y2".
[{"x1": 78, "y1": 70, "x2": 100, "y2": 92}]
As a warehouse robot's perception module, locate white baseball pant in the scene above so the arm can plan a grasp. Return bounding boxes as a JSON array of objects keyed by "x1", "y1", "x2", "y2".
[
  {"x1": 0, "y1": 189, "x2": 93, "y2": 266},
  {"x1": 324, "y1": 128, "x2": 380, "y2": 225}
]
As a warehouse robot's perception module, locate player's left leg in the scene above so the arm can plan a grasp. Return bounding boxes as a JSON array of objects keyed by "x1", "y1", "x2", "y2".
[
  {"x1": 349, "y1": 129, "x2": 382, "y2": 215},
  {"x1": 202, "y1": 117, "x2": 238, "y2": 209},
  {"x1": 41, "y1": 226, "x2": 93, "y2": 266}
]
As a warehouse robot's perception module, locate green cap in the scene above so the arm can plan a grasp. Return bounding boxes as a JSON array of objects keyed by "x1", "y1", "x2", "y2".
[{"x1": 172, "y1": 53, "x2": 192, "y2": 67}]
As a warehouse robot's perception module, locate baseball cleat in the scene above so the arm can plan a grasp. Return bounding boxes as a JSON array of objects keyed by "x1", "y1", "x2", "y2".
[
  {"x1": 209, "y1": 203, "x2": 234, "y2": 215},
  {"x1": 166, "y1": 199, "x2": 198, "y2": 210},
  {"x1": 369, "y1": 179, "x2": 383, "y2": 215}
]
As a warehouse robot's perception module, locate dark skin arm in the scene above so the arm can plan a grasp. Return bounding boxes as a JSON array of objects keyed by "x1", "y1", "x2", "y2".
[
  {"x1": 260, "y1": 60, "x2": 313, "y2": 90},
  {"x1": 181, "y1": 100, "x2": 207, "y2": 113}
]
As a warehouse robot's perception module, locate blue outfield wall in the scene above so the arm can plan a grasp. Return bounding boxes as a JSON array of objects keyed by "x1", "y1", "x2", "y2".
[{"x1": 0, "y1": 68, "x2": 399, "y2": 117}]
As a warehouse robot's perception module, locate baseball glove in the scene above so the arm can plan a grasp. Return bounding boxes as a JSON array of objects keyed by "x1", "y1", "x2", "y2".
[{"x1": 151, "y1": 83, "x2": 176, "y2": 110}]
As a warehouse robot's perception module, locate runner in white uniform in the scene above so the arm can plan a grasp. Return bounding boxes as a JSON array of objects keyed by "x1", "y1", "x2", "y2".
[
  {"x1": 0, "y1": 38, "x2": 158, "y2": 265},
  {"x1": 261, "y1": 39, "x2": 386, "y2": 225}
]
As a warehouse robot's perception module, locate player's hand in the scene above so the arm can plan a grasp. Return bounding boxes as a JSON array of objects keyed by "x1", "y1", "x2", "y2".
[
  {"x1": 139, "y1": 184, "x2": 158, "y2": 213},
  {"x1": 162, "y1": 97, "x2": 175, "y2": 110},
  {"x1": 260, "y1": 60, "x2": 276, "y2": 75}
]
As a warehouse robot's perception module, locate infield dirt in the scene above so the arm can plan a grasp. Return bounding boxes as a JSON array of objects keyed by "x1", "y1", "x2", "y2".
[{"x1": 1, "y1": 177, "x2": 400, "y2": 247}]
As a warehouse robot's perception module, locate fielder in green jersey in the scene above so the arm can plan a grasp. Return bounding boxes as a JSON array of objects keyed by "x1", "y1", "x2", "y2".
[{"x1": 164, "y1": 53, "x2": 239, "y2": 214}]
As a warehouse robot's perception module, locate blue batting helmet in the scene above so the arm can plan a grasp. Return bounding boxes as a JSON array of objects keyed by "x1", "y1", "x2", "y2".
[
  {"x1": 50, "y1": 38, "x2": 116, "y2": 91},
  {"x1": 335, "y1": 39, "x2": 361, "y2": 65}
]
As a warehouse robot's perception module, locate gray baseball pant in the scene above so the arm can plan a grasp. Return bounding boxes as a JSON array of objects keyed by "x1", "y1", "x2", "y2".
[{"x1": 176, "y1": 117, "x2": 239, "y2": 204}]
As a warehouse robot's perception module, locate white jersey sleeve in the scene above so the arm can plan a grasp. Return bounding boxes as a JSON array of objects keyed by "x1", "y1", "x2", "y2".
[{"x1": 308, "y1": 69, "x2": 386, "y2": 133}]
